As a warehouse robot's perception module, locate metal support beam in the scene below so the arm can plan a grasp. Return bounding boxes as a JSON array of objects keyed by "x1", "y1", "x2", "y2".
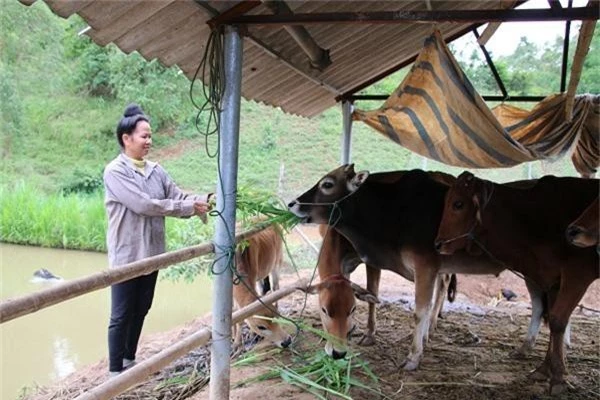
[
  {"x1": 206, "y1": 0, "x2": 261, "y2": 29},
  {"x1": 195, "y1": 0, "x2": 340, "y2": 95},
  {"x1": 222, "y1": 7, "x2": 599, "y2": 26},
  {"x1": 263, "y1": 1, "x2": 331, "y2": 70},
  {"x1": 340, "y1": 100, "x2": 353, "y2": 165},
  {"x1": 348, "y1": 94, "x2": 547, "y2": 102},
  {"x1": 560, "y1": 0, "x2": 573, "y2": 92},
  {"x1": 209, "y1": 25, "x2": 243, "y2": 400},
  {"x1": 472, "y1": 28, "x2": 508, "y2": 100}
]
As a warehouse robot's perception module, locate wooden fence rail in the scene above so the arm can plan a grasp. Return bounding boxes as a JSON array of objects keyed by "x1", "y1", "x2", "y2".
[
  {"x1": 74, "y1": 279, "x2": 306, "y2": 400},
  {"x1": 1, "y1": 225, "x2": 270, "y2": 324}
]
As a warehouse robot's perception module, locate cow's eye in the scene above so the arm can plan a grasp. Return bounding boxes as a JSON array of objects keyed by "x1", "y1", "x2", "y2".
[
  {"x1": 321, "y1": 181, "x2": 334, "y2": 190},
  {"x1": 452, "y1": 201, "x2": 464, "y2": 210},
  {"x1": 257, "y1": 325, "x2": 268, "y2": 331}
]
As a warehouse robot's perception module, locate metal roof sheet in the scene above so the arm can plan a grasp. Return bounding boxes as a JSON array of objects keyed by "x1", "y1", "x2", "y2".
[{"x1": 26, "y1": 1, "x2": 522, "y2": 117}]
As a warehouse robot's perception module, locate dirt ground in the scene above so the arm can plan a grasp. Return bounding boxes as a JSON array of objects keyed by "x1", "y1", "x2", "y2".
[{"x1": 24, "y1": 226, "x2": 600, "y2": 400}]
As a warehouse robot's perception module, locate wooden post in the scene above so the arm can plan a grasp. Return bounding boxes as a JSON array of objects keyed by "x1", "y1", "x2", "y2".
[{"x1": 565, "y1": 19, "x2": 596, "y2": 121}]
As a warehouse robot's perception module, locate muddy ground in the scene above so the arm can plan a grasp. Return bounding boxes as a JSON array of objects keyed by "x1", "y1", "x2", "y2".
[{"x1": 23, "y1": 227, "x2": 600, "y2": 400}]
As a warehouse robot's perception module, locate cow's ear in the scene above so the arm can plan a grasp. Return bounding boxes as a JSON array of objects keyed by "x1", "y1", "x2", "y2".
[
  {"x1": 343, "y1": 163, "x2": 355, "y2": 174},
  {"x1": 351, "y1": 282, "x2": 380, "y2": 304},
  {"x1": 349, "y1": 170, "x2": 369, "y2": 191}
]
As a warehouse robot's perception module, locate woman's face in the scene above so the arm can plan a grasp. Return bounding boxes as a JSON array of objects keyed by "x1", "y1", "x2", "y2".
[{"x1": 123, "y1": 120, "x2": 152, "y2": 160}]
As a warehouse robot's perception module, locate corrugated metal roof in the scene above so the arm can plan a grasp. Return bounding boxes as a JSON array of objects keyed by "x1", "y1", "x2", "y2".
[{"x1": 25, "y1": 0, "x2": 517, "y2": 117}]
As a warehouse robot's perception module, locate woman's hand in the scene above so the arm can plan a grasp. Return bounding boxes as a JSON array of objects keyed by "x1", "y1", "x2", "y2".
[
  {"x1": 193, "y1": 201, "x2": 210, "y2": 215},
  {"x1": 194, "y1": 201, "x2": 210, "y2": 223}
]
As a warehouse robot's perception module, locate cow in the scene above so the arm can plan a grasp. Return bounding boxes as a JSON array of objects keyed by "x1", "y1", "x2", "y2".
[
  {"x1": 434, "y1": 171, "x2": 599, "y2": 395},
  {"x1": 305, "y1": 224, "x2": 457, "y2": 359},
  {"x1": 303, "y1": 224, "x2": 380, "y2": 358},
  {"x1": 288, "y1": 165, "x2": 571, "y2": 371},
  {"x1": 232, "y1": 224, "x2": 292, "y2": 349},
  {"x1": 566, "y1": 197, "x2": 599, "y2": 248}
]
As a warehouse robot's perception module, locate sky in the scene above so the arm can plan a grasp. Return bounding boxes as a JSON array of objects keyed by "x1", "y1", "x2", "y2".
[{"x1": 452, "y1": 0, "x2": 588, "y2": 58}]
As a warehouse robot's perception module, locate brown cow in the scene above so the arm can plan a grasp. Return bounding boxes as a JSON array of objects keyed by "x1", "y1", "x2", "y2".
[
  {"x1": 289, "y1": 165, "x2": 571, "y2": 371},
  {"x1": 305, "y1": 224, "x2": 456, "y2": 359},
  {"x1": 434, "y1": 171, "x2": 598, "y2": 395},
  {"x1": 233, "y1": 224, "x2": 292, "y2": 349},
  {"x1": 303, "y1": 224, "x2": 379, "y2": 358},
  {"x1": 566, "y1": 197, "x2": 599, "y2": 248}
]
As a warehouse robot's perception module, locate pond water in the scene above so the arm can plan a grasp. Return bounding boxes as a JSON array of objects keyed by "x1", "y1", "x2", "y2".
[{"x1": 0, "y1": 243, "x2": 213, "y2": 400}]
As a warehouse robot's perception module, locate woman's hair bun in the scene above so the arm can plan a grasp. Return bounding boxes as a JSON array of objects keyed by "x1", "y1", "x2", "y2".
[{"x1": 123, "y1": 103, "x2": 145, "y2": 118}]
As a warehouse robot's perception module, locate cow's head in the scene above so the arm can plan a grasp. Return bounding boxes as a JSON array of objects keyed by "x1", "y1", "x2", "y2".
[
  {"x1": 566, "y1": 225, "x2": 599, "y2": 248},
  {"x1": 303, "y1": 276, "x2": 378, "y2": 359},
  {"x1": 435, "y1": 171, "x2": 491, "y2": 255},
  {"x1": 288, "y1": 164, "x2": 369, "y2": 224},
  {"x1": 246, "y1": 305, "x2": 292, "y2": 348},
  {"x1": 566, "y1": 198, "x2": 599, "y2": 248}
]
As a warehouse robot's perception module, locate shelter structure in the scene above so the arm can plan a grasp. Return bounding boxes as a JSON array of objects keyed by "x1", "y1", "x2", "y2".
[{"x1": 16, "y1": 1, "x2": 599, "y2": 399}]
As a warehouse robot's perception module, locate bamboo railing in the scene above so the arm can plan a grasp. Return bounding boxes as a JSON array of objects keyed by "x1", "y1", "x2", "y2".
[
  {"x1": 0, "y1": 225, "x2": 270, "y2": 324},
  {"x1": 73, "y1": 280, "x2": 306, "y2": 400}
]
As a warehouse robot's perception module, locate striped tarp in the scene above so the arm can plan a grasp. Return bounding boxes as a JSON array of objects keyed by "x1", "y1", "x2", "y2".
[{"x1": 353, "y1": 30, "x2": 599, "y2": 177}]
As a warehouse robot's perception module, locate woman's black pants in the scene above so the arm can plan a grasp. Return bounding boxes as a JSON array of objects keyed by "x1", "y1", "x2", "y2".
[{"x1": 108, "y1": 271, "x2": 158, "y2": 372}]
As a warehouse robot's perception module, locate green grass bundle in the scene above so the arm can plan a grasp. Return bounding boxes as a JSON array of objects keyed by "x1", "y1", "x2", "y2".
[
  {"x1": 235, "y1": 186, "x2": 302, "y2": 231},
  {"x1": 235, "y1": 319, "x2": 380, "y2": 400}
]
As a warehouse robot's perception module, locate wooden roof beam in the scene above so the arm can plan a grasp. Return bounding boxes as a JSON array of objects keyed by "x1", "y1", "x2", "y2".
[{"x1": 220, "y1": 6, "x2": 599, "y2": 25}]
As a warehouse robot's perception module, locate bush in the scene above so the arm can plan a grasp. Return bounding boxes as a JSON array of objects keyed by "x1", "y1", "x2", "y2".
[{"x1": 60, "y1": 169, "x2": 104, "y2": 195}]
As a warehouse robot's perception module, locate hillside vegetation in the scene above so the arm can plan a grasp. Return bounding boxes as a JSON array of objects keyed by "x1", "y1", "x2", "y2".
[{"x1": 2, "y1": 1, "x2": 598, "y2": 252}]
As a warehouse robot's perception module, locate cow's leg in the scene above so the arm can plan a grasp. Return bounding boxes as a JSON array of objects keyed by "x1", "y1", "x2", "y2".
[
  {"x1": 403, "y1": 262, "x2": 437, "y2": 371},
  {"x1": 545, "y1": 275, "x2": 592, "y2": 395},
  {"x1": 516, "y1": 280, "x2": 573, "y2": 358},
  {"x1": 529, "y1": 268, "x2": 593, "y2": 394},
  {"x1": 429, "y1": 274, "x2": 446, "y2": 332},
  {"x1": 514, "y1": 279, "x2": 544, "y2": 357},
  {"x1": 271, "y1": 267, "x2": 280, "y2": 308},
  {"x1": 530, "y1": 285, "x2": 559, "y2": 381},
  {"x1": 563, "y1": 318, "x2": 572, "y2": 349},
  {"x1": 359, "y1": 265, "x2": 380, "y2": 346}
]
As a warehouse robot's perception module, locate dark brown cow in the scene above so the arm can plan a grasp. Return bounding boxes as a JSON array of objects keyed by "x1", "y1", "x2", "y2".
[
  {"x1": 289, "y1": 166, "x2": 512, "y2": 370},
  {"x1": 566, "y1": 197, "x2": 599, "y2": 248},
  {"x1": 289, "y1": 165, "x2": 573, "y2": 371},
  {"x1": 434, "y1": 171, "x2": 599, "y2": 395}
]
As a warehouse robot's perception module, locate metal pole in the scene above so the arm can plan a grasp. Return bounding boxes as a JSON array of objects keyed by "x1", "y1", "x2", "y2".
[
  {"x1": 209, "y1": 25, "x2": 243, "y2": 400},
  {"x1": 340, "y1": 100, "x2": 353, "y2": 165}
]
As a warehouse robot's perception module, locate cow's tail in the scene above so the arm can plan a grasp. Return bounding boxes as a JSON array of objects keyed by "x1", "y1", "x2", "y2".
[{"x1": 447, "y1": 274, "x2": 457, "y2": 303}]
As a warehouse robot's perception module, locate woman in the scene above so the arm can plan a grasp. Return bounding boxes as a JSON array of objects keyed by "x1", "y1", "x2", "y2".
[{"x1": 103, "y1": 104, "x2": 212, "y2": 376}]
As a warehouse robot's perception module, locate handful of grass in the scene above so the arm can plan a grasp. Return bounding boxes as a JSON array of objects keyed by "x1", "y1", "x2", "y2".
[{"x1": 236, "y1": 186, "x2": 302, "y2": 231}]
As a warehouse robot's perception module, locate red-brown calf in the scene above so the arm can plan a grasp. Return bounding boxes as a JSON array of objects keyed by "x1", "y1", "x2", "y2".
[
  {"x1": 435, "y1": 171, "x2": 599, "y2": 395},
  {"x1": 233, "y1": 224, "x2": 291, "y2": 349}
]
